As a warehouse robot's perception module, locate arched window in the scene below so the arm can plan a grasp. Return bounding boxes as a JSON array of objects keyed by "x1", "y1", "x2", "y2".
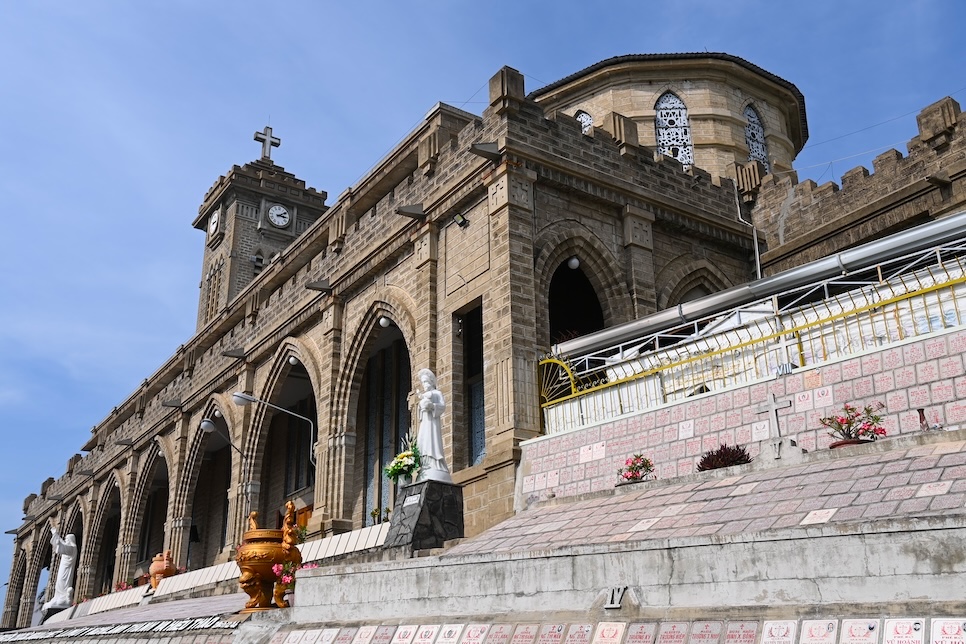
[
  {"x1": 574, "y1": 110, "x2": 593, "y2": 135},
  {"x1": 654, "y1": 92, "x2": 694, "y2": 167},
  {"x1": 743, "y1": 105, "x2": 770, "y2": 171}
]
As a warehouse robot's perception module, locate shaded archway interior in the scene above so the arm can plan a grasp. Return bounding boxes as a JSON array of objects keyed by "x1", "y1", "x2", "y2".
[{"x1": 549, "y1": 261, "x2": 605, "y2": 345}]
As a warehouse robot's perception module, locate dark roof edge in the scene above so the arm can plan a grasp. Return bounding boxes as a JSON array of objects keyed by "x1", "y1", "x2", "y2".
[{"x1": 527, "y1": 52, "x2": 808, "y2": 144}]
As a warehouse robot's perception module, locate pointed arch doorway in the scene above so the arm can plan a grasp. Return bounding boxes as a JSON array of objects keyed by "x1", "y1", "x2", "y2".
[
  {"x1": 548, "y1": 258, "x2": 605, "y2": 345},
  {"x1": 355, "y1": 323, "x2": 412, "y2": 526}
]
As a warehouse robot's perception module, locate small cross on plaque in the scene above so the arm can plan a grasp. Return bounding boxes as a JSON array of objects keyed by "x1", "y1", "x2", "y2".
[
  {"x1": 254, "y1": 126, "x2": 281, "y2": 160},
  {"x1": 756, "y1": 393, "x2": 792, "y2": 438}
]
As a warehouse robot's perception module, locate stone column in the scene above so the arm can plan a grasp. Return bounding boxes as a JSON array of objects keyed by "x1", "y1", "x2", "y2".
[
  {"x1": 166, "y1": 516, "x2": 192, "y2": 569},
  {"x1": 622, "y1": 204, "x2": 658, "y2": 317}
]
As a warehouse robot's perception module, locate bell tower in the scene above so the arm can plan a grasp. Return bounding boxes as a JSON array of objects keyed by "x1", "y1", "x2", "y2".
[{"x1": 192, "y1": 127, "x2": 328, "y2": 330}]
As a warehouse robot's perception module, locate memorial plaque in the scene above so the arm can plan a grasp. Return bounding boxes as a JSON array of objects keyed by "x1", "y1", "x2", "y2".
[
  {"x1": 565, "y1": 624, "x2": 594, "y2": 644},
  {"x1": 882, "y1": 619, "x2": 923, "y2": 644},
  {"x1": 299, "y1": 630, "x2": 323, "y2": 644},
  {"x1": 414, "y1": 625, "x2": 441, "y2": 644},
  {"x1": 626, "y1": 624, "x2": 658, "y2": 644},
  {"x1": 931, "y1": 620, "x2": 966, "y2": 644},
  {"x1": 460, "y1": 625, "x2": 491, "y2": 644},
  {"x1": 580, "y1": 445, "x2": 594, "y2": 464},
  {"x1": 592, "y1": 622, "x2": 627, "y2": 644},
  {"x1": 271, "y1": 634, "x2": 290, "y2": 644},
  {"x1": 537, "y1": 624, "x2": 568, "y2": 644},
  {"x1": 523, "y1": 476, "x2": 535, "y2": 493},
  {"x1": 437, "y1": 625, "x2": 466, "y2": 644},
  {"x1": 678, "y1": 421, "x2": 694, "y2": 440},
  {"x1": 487, "y1": 625, "x2": 515, "y2": 644},
  {"x1": 800, "y1": 621, "x2": 837, "y2": 644},
  {"x1": 287, "y1": 633, "x2": 306, "y2": 644},
  {"x1": 752, "y1": 421, "x2": 770, "y2": 442},
  {"x1": 336, "y1": 628, "x2": 360, "y2": 644},
  {"x1": 353, "y1": 626, "x2": 380, "y2": 644},
  {"x1": 373, "y1": 626, "x2": 399, "y2": 644},
  {"x1": 840, "y1": 620, "x2": 879, "y2": 644},
  {"x1": 547, "y1": 470, "x2": 560, "y2": 488},
  {"x1": 392, "y1": 626, "x2": 419, "y2": 644},
  {"x1": 512, "y1": 625, "x2": 540, "y2": 644},
  {"x1": 689, "y1": 622, "x2": 723, "y2": 644},
  {"x1": 795, "y1": 391, "x2": 813, "y2": 411},
  {"x1": 657, "y1": 623, "x2": 689, "y2": 644},
  {"x1": 320, "y1": 629, "x2": 342, "y2": 644},
  {"x1": 725, "y1": 622, "x2": 758, "y2": 644},
  {"x1": 761, "y1": 621, "x2": 797, "y2": 644},
  {"x1": 814, "y1": 386, "x2": 832, "y2": 406},
  {"x1": 593, "y1": 442, "x2": 607, "y2": 460}
]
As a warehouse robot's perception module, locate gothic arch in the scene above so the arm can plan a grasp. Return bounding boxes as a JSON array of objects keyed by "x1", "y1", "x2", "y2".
[
  {"x1": 654, "y1": 90, "x2": 695, "y2": 167},
  {"x1": 18, "y1": 522, "x2": 53, "y2": 627},
  {"x1": 333, "y1": 287, "x2": 418, "y2": 440},
  {"x1": 655, "y1": 257, "x2": 734, "y2": 311},
  {"x1": 3, "y1": 547, "x2": 27, "y2": 628},
  {"x1": 240, "y1": 337, "x2": 325, "y2": 485},
  {"x1": 79, "y1": 471, "x2": 126, "y2": 597},
  {"x1": 533, "y1": 221, "x2": 631, "y2": 348},
  {"x1": 175, "y1": 394, "x2": 238, "y2": 516}
]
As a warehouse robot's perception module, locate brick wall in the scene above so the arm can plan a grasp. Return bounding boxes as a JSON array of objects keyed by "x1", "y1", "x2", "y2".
[{"x1": 521, "y1": 326, "x2": 966, "y2": 506}]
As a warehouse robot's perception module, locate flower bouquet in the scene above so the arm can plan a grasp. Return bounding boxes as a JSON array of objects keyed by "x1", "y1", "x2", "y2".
[
  {"x1": 384, "y1": 433, "x2": 421, "y2": 483},
  {"x1": 617, "y1": 453, "x2": 655, "y2": 483},
  {"x1": 820, "y1": 401, "x2": 887, "y2": 442}
]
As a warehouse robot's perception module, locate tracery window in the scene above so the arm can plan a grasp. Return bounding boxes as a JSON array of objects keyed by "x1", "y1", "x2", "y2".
[
  {"x1": 743, "y1": 105, "x2": 770, "y2": 171},
  {"x1": 654, "y1": 92, "x2": 694, "y2": 167},
  {"x1": 575, "y1": 110, "x2": 593, "y2": 135}
]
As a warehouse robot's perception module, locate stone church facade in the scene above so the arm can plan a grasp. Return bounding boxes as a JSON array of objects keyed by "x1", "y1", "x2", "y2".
[{"x1": 4, "y1": 53, "x2": 964, "y2": 631}]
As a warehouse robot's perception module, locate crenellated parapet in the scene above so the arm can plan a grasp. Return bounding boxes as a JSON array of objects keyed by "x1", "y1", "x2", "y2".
[{"x1": 749, "y1": 96, "x2": 966, "y2": 273}]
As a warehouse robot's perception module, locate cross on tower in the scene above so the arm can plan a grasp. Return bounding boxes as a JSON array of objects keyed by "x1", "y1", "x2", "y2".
[{"x1": 254, "y1": 126, "x2": 281, "y2": 160}]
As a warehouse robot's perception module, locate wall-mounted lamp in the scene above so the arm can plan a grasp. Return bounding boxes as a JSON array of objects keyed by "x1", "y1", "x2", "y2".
[
  {"x1": 288, "y1": 356, "x2": 300, "y2": 366},
  {"x1": 378, "y1": 316, "x2": 391, "y2": 328},
  {"x1": 222, "y1": 348, "x2": 246, "y2": 358},
  {"x1": 305, "y1": 279, "x2": 333, "y2": 295},
  {"x1": 213, "y1": 409, "x2": 222, "y2": 418},
  {"x1": 116, "y1": 438, "x2": 135, "y2": 446},
  {"x1": 469, "y1": 142, "x2": 502, "y2": 162},
  {"x1": 396, "y1": 204, "x2": 426, "y2": 220},
  {"x1": 23, "y1": 515, "x2": 35, "y2": 522},
  {"x1": 161, "y1": 398, "x2": 183, "y2": 408},
  {"x1": 567, "y1": 256, "x2": 580, "y2": 270},
  {"x1": 75, "y1": 469, "x2": 94, "y2": 478},
  {"x1": 231, "y1": 393, "x2": 316, "y2": 465},
  {"x1": 47, "y1": 494, "x2": 65, "y2": 501},
  {"x1": 4, "y1": 529, "x2": 18, "y2": 535},
  {"x1": 452, "y1": 212, "x2": 469, "y2": 228},
  {"x1": 200, "y1": 418, "x2": 243, "y2": 456}
]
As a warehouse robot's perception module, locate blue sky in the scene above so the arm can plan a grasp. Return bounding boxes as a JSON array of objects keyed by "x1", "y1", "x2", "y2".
[{"x1": 1, "y1": 1, "x2": 963, "y2": 593}]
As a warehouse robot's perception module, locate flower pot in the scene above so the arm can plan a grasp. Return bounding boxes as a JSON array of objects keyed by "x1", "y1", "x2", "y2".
[
  {"x1": 148, "y1": 550, "x2": 176, "y2": 589},
  {"x1": 829, "y1": 439, "x2": 870, "y2": 449}
]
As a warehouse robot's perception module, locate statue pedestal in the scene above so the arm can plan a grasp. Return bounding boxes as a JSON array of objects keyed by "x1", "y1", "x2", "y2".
[{"x1": 384, "y1": 480, "x2": 463, "y2": 551}]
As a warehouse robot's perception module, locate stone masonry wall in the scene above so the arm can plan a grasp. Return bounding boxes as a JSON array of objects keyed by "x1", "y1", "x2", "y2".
[
  {"x1": 752, "y1": 97, "x2": 966, "y2": 274},
  {"x1": 521, "y1": 326, "x2": 966, "y2": 506}
]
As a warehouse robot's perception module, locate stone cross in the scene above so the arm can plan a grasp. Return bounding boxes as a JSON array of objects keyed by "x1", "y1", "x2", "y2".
[
  {"x1": 756, "y1": 392, "x2": 792, "y2": 438},
  {"x1": 254, "y1": 126, "x2": 281, "y2": 160}
]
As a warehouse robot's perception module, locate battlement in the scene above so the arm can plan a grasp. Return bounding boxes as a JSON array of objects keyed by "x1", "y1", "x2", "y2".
[{"x1": 750, "y1": 97, "x2": 966, "y2": 273}]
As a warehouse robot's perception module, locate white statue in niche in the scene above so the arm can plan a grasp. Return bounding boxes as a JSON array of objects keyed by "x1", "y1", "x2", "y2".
[
  {"x1": 42, "y1": 523, "x2": 77, "y2": 613},
  {"x1": 415, "y1": 368, "x2": 452, "y2": 483}
]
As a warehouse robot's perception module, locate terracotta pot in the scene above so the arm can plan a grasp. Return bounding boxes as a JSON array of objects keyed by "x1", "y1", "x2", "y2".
[
  {"x1": 829, "y1": 438, "x2": 870, "y2": 449},
  {"x1": 236, "y1": 528, "x2": 301, "y2": 611},
  {"x1": 148, "y1": 550, "x2": 176, "y2": 590}
]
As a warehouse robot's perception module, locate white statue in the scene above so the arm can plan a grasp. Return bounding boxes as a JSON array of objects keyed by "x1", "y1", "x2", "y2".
[
  {"x1": 42, "y1": 525, "x2": 77, "y2": 613},
  {"x1": 415, "y1": 368, "x2": 452, "y2": 483}
]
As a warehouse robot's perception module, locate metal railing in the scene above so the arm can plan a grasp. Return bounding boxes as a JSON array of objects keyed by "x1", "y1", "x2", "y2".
[{"x1": 539, "y1": 243, "x2": 966, "y2": 434}]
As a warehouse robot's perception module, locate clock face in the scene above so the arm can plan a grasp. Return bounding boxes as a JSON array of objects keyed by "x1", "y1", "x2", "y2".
[
  {"x1": 268, "y1": 204, "x2": 290, "y2": 228},
  {"x1": 208, "y1": 210, "x2": 220, "y2": 235}
]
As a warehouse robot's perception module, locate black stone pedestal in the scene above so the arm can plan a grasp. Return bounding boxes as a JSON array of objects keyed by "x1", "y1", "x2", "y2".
[{"x1": 384, "y1": 479, "x2": 464, "y2": 550}]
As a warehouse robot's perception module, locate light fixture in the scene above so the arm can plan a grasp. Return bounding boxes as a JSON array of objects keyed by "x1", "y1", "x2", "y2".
[
  {"x1": 395, "y1": 204, "x2": 426, "y2": 220},
  {"x1": 231, "y1": 392, "x2": 316, "y2": 464},
  {"x1": 288, "y1": 356, "x2": 299, "y2": 366},
  {"x1": 305, "y1": 279, "x2": 333, "y2": 295},
  {"x1": 116, "y1": 438, "x2": 135, "y2": 446},
  {"x1": 469, "y1": 142, "x2": 502, "y2": 162},
  {"x1": 222, "y1": 348, "x2": 246, "y2": 358},
  {"x1": 161, "y1": 398, "x2": 183, "y2": 408},
  {"x1": 75, "y1": 469, "x2": 94, "y2": 478},
  {"x1": 4, "y1": 529, "x2": 18, "y2": 535},
  {"x1": 567, "y1": 256, "x2": 580, "y2": 270},
  {"x1": 47, "y1": 494, "x2": 65, "y2": 501},
  {"x1": 23, "y1": 515, "x2": 35, "y2": 522},
  {"x1": 199, "y1": 418, "x2": 217, "y2": 433},
  {"x1": 213, "y1": 409, "x2": 222, "y2": 418},
  {"x1": 378, "y1": 316, "x2": 391, "y2": 328},
  {"x1": 452, "y1": 212, "x2": 469, "y2": 228}
]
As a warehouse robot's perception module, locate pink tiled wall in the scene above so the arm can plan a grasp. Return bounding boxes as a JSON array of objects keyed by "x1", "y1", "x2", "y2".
[{"x1": 521, "y1": 328, "x2": 966, "y2": 504}]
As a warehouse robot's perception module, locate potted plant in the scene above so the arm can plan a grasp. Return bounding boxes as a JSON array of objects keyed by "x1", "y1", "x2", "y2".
[
  {"x1": 384, "y1": 433, "x2": 421, "y2": 485},
  {"x1": 616, "y1": 453, "x2": 655, "y2": 485},
  {"x1": 271, "y1": 561, "x2": 318, "y2": 607},
  {"x1": 696, "y1": 444, "x2": 753, "y2": 471},
  {"x1": 820, "y1": 401, "x2": 887, "y2": 448}
]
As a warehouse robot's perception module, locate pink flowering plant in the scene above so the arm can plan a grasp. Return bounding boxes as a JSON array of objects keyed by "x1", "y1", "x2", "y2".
[
  {"x1": 617, "y1": 453, "x2": 655, "y2": 483},
  {"x1": 272, "y1": 561, "x2": 319, "y2": 591},
  {"x1": 820, "y1": 401, "x2": 887, "y2": 441}
]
